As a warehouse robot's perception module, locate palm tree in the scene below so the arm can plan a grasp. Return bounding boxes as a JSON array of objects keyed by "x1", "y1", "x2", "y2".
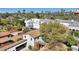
[{"x1": 23, "y1": 9, "x2": 26, "y2": 14}]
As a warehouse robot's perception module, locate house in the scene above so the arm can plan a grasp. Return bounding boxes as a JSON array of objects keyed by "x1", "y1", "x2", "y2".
[
  {"x1": 0, "y1": 30, "x2": 44, "y2": 51},
  {"x1": 0, "y1": 31, "x2": 27, "y2": 51},
  {"x1": 24, "y1": 18, "x2": 52, "y2": 29},
  {"x1": 24, "y1": 18, "x2": 41, "y2": 29},
  {"x1": 24, "y1": 20, "x2": 33, "y2": 28},
  {"x1": 57, "y1": 19, "x2": 79, "y2": 31},
  {"x1": 0, "y1": 29, "x2": 46, "y2": 51},
  {"x1": 23, "y1": 30, "x2": 45, "y2": 49},
  {"x1": 32, "y1": 18, "x2": 40, "y2": 29}
]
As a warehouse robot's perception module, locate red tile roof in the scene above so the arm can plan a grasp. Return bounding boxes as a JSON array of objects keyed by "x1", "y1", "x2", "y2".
[
  {"x1": 0, "y1": 40, "x2": 26, "y2": 51},
  {"x1": 26, "y1": 30, "x2": 40, "y2": 38},
  {"x1": 10, "y1": 31, "x2": 23, "y2": 36},
  {"x1": 0, "y1": 32, "x2": 10, "y2": 37},
  {"x1": 0, "y1": 37, "x2": 10, "y2": 43}
]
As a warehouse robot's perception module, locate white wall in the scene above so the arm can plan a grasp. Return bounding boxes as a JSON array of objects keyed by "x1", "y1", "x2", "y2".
[
  {"x1": 24, "y1": 18, "x2": 41, "y2": 29},
  {"x1": 32, "y1": 19, "x2": 40, "y2": 29},
  {"x1": 24, "y1": 20, "x2": 28, "y2": 27},
  {"x1": 7, "y1": 47, "x2": 15, "y2": 51},
  {"x1": 23, "y1": 35, "x2": 35, "y2": 49},
  {"x1": 24, "y1": 20, "x2": 33, "y2": 28},
  {"x1": 39, "y1": 36, "x2": 44, "y2": 43}
]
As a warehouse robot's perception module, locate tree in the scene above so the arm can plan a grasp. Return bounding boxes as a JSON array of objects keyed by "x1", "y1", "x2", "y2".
[
  {"x1": 0, "y1": 18, "x2": 1, "y2": 23},
  {"x1": 40, "y1": 22, "x2": 70, "y2": 43},
  {"x1": 35, "y1": 12, "x2": 40, "y2": 18},
  {"x1": 66, "y1": 36, "x2": 79, "y2": 46},
  {"x1": 17, "y1": 10, "x2": 21, "y2": 14},
  {"x1": 23, "y1": 9, "x2": 26, "y2": 14}
]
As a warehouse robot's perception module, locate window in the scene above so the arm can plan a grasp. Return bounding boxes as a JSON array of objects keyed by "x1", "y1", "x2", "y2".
[
  {"x1": 13, "y1": 50, "x2": 15, "y2": 51},
  {"x1": 24, "y1": 36, "x2": 26, "y2": 38},
  {"x1": 31, "y1": 38, "x2": 32, "y2": 41}
]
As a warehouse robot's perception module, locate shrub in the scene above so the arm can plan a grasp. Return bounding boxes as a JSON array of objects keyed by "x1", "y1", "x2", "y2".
[
  {"x1": 31, "y1": 47, "x2": 39, "y2": 51},
  {"x1": 28, "y1": 45, "x2": 39, "y2": 51},
  {"x1": 28, "y1": 45, "x2": 32, "y2": 50},
  {"x1": 66, "y1": 36, "x2": 78, "y2": 46},
  {"x1": 74, "y1": 32, "x2": 79, "y2": 37}
]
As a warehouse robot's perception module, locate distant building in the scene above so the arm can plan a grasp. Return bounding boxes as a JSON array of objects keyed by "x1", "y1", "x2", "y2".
[
  {"x1": 24, "y1": 18, "x2": 40, "y2": 29},
  {"x1": 32, "y1": 19, "x2": 40, "y2": 29},
  {"x1": 25, "y1": 20, "x2": 33, "y2": 28},
  {"x1": 58, "y1": 19, "x2": 79, "y2": 31},
  {"x1": 24, "y1": 18, "x2": 52, "y2": 29}
]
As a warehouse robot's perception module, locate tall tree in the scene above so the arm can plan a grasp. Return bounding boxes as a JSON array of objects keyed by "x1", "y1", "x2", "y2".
[
  {"x1": 17, "y1": 10, "x2": 21, "y2": 15},
  {"x1": 23, "y1": 9, "x2": 26, "y2": 14}
]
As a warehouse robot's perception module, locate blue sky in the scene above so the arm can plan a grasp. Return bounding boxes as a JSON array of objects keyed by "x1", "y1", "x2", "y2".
[{"x1": 0, "y1": 8, "x2": 78, "y2": 13}]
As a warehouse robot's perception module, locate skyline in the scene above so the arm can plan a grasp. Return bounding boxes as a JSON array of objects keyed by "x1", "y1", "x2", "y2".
[{"x1": 0, "y1": 8, "x2": 78, "y2": 13}]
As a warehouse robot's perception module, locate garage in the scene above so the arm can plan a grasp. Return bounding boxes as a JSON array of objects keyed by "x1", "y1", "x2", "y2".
[{"x1": 16, "y1": 43, "x2": 27, "y2": 51}]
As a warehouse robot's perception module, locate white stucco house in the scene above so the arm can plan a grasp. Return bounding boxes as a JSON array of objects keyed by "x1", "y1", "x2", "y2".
[
  {"x1": 24, "y1": 18, "x2": 40, "y2": 29},
  {"x1": 24, "y1": 20, "x2": 33, "y2": 28},
  {"x1": 24, "y1": 18, "x2": 52, "y2": 29},
  {"x1": 23, "y1": 30, "x2": 44, "y2": 49},
  {"x1": 32, "y1": 18, "x2": 40, "y2": 29},
  {"x1": 58, "y1": 19, "x2": 79, "y2": 31}
]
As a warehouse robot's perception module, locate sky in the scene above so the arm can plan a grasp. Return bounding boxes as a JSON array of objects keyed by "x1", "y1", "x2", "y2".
[{"x1": 0, "y1": 8, "x2": 78, "y2": 13}]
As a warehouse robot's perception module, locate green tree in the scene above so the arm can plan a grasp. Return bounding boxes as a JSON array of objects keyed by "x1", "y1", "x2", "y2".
[
  {"x1": 40, "y1": 22, "x2": 70, "y2": 43},
  {"x1": 23, "y1": 9, "x2": 26, "y2": 14},
  {"x1": 17, "y1": 10, "x2": 21, "y2": 14},
  {"x1": 35, "y1": 12, "x2": 40, "y2": 18},
  {"x1": 66, "y1": 36, "x2": 78, "y2": 46}
]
